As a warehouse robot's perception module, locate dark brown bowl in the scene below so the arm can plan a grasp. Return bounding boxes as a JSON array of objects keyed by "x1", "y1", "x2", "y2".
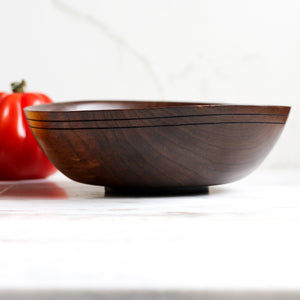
[{"x1": 24, "y1": 101, "x2": 290, "y2": 194}]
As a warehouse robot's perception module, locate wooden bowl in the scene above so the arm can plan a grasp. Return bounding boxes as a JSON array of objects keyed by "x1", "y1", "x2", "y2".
[{"x1": 24, "y1": 101, "x2": 290, "y2": 194}]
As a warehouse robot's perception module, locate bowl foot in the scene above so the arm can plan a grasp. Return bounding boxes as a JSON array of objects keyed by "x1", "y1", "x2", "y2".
[{"x1": 105, "y1": 186, "x2": 209, "y2": 196}]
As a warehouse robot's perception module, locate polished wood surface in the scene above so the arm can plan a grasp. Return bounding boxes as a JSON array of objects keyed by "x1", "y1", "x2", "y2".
[
  {"x1": 24, "y1": 101, "x2": 290, "y2": 191},
  {"x1": 25, "y1": 100, "x2": 289, "y2": 120}
]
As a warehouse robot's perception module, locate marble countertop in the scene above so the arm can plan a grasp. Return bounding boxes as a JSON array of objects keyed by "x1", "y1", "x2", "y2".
[{"x1": 0, "y1": 169, "x2": 299, "y2": 300}]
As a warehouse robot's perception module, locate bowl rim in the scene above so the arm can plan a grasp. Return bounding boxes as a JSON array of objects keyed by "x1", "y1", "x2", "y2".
[
  {"x1": 24, "y1": 100, "x2": 291, "y2": 113},
  {"x1": 24, "y1": 100, "x2": 291, "y2": 123}
]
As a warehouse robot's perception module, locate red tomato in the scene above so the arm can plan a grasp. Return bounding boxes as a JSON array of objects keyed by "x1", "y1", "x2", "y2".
[{"x1": 0, "y1": 80, "x2": 56, "y2": 180}]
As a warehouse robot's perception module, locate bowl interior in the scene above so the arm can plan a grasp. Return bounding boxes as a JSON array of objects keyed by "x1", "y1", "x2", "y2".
[{"x1": 25, "y1": 100, "x2": 221, "y2": 112}]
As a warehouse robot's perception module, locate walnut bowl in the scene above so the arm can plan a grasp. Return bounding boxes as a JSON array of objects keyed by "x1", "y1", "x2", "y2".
[{"x1": 24, "y1": 101, "x2": 290, "y2": 194}]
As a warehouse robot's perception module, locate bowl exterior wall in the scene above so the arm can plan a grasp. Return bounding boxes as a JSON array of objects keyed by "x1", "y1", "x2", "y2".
[{"x1": 28, "y1": 122, "x2": 286, "y2": 187}]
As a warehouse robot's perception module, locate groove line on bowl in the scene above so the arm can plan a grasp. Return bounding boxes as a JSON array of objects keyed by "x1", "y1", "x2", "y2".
[
  {"x1": 28, "y1": 121, "x2": 285, "y2": 130},
  {"x1": 26, "y1": 113, "x2": 288, "y2": 122}
]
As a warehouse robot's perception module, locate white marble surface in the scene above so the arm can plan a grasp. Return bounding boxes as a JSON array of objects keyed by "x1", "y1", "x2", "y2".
[{"x1": 0, "y1": 169, "x2": 300, "y2": 299}]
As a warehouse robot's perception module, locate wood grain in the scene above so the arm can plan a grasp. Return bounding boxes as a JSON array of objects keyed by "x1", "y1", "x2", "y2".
[{"x1": 24, "y1": 101, "x2": 290, "y2": 192}]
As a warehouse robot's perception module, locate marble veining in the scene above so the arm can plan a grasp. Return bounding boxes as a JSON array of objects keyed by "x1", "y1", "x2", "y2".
[{"x1": 51, "y1": 0, "x2": 165, "y2": 97}]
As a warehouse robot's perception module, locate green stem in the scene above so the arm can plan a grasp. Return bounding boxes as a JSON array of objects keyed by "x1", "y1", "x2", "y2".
[{"x1": 11, "y1": 79, "x2": 26, "y2": 93}]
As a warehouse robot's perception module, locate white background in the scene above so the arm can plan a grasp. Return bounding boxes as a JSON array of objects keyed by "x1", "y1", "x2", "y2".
[{"x1": 0, "y1": 0, "x2": 299, "y2": 169}]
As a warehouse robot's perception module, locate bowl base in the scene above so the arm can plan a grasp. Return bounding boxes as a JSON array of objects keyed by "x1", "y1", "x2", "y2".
[{"x1": 105, "y1": 186, "x2": 209, "y2": 196}]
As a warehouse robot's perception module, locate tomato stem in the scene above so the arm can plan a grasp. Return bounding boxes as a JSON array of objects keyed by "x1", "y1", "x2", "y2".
[{"x1": 11, "y1": 79, "x2": 26, "y2": 93}]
